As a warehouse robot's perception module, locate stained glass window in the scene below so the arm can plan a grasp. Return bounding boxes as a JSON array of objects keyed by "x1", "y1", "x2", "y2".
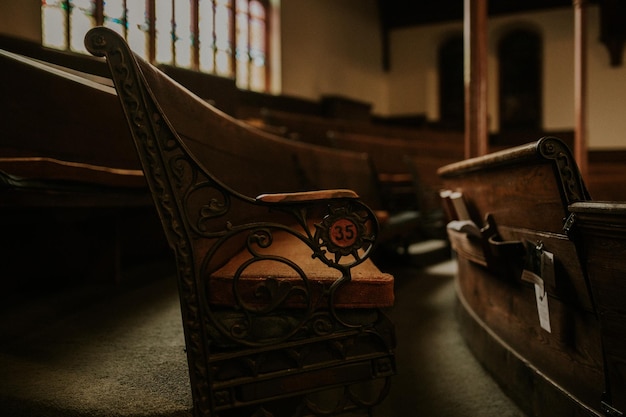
[
  {"x1": 69, "y1": 0, "x2": 94, "y2": 53},
  {"x1": 41, "y1": 0, "x2": 270, "y2": 92},
  {"x1": 173, "y1": 0, "x2": 193, "y2": 68},
  {"x1": 42, "y1": 0, "x2": 68, "y2": 49},
  {"x1": 248, "y1": 0, "x2": 266, "y2": 91},
  {"x1": 198, "y1": 0, "x2": 215, "y2": 72},
  {"x1": 103, "y1": 0, "x2": 125, "y2": 35},
  {"x1": 155, "y1": 1, "x2": 174, "y2": 64},
  {"x1": 235, "y1": 0, "x2": 249, "y2": 88},
  {"x1": 234, "y1": 0, "x2": 267, "y2": 91},
  {"x1": 126, "y1": 1, "x2": 149, "y2": 59},
  {"x1": 214, "y1": 0, "x2": 234, "y2": 76}
]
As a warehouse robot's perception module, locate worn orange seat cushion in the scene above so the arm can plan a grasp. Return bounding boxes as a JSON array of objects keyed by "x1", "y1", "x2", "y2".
[{"x1": 208, "y1": 230, "x2": 394, "y2": 309}]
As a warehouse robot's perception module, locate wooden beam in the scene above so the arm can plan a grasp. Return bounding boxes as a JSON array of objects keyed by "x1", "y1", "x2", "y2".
[
  {"x1": 574, "y1": 0, "x2": 588, "y2": 178},
  {"x1": 464, "y1": 0, "x2": 489, "y2": 158}
]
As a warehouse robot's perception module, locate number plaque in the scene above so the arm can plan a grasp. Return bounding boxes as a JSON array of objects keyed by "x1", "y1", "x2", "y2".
[
  {"x1": 330, "y1": 218, "x2": 357, "y2": 247},
  {"x1": 315, "y1": 203, "x2": 372, "y2": 258}
]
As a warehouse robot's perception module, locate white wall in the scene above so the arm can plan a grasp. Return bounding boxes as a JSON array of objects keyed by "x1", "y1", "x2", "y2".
[
  {"x1": 280, "y1": 0, "x2": 388, "y2": 114},
  {"x1": 585, "y1": 7, "x2": 626, "y2": 149},
  {"x1": 388, "y1": 22, "x2": 461, "y2": 120},
  {"x1": 388, "y1": 6, "x2": 626, "y2": 149}
]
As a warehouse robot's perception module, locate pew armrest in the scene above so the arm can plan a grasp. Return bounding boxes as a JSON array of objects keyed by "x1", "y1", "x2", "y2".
[{"x1": 256, "y1": 188, "x2": 359, "y2": 203}]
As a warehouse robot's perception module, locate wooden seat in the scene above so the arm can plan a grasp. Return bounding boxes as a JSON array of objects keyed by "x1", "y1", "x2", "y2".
[
  {"x1": 437, "y1": 137, "x2": 604, "y2": 416},
  {"x1": 85, "y1": 27, "x2": 395, "y2": 417}
]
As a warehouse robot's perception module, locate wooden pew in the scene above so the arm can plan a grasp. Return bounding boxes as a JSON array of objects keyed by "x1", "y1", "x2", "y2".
[
  {"x1": 0, "y1": 49, "x2": 137, "y2": 170},
  {"x1": 249, "y1": 109, "x2": 464, "y2": 250},
  {"x1": 0, "y1": 45, "x2": 413, "y2": 287},
  {"x1": 327, "y1": 130, "x2": 465, "y2": 172},
  {"x1": 569, "y1": 202, "x2": 626, "y2": 417},
  {"x1": 86, "y1": 26, "x2": 396, "y2": 417},
  {"x1": 325, "y1": 131, "x2": 463, "y2": 246},
  {"x1": 0, "y1": 48, "x2": 168, "y2": 285},
  {"x1": 328, "y1": 131, "x2": 464, "y2": 212},
  {"x1": 437, "y1": 137, "x2": 604, "y2": 417},
  {"x1": 247, "y1": 108, "x2": 465, "y2": 214},
  {"x1": 249, "y1": 107, "x2": 458, "y2": 144}
]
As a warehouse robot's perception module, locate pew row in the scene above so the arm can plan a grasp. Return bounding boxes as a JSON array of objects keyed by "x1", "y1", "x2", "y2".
[
  {"x1": 0, "y1": 43, "x2": 420, "y2": 290},
  {"x1": 569, "y1": 202, "x2": 626, "y2": 417},
  {"x1": 85, "y1": 26, "x2": 396, "y2": 417},
  {"x1": 246, "y1": 107, "x2": 453, "y2": 144},
  {"x1": 328, "y1": 131, "x2": 464, "y2": 214},
  {"x1": 248, "y1": 112, "x2": 463, "y2": 244},
  {"x1": 0, "y1": 48, "x2": 168, "y2": 284},
  {"x1": 250, "y1": 108, "x2": 626, "y2": 204},
  {"x1": 247, "y1": 109, "x2": 465, "y2": 207},
  {"x1": 437, "y1": 137, "x2": 605, "y2": 417}
]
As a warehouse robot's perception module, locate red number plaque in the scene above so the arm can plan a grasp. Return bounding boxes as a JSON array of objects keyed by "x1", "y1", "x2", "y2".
[{"x1": 330, "y1": 218, "x2": 357, "y2": 247}]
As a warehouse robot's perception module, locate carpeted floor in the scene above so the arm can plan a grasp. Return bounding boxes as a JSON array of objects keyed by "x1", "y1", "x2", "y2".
[
  {"x1": 0, "y1": 261, "x2": 192, "y2": 417},
  {"x1": 0, "y1": 254, "x2": 527, "y2": 416},
  {"x1": 377, "y1": 259, "x2": 527, "y2": 417}
]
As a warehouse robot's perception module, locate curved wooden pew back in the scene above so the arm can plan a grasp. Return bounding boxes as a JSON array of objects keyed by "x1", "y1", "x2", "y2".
[
  {"x1": 438, "y1": 137, "x2": 604, "y2": 415},
  {"x1": 85, "y1": 27, "x2": 395, "y2": 417}
]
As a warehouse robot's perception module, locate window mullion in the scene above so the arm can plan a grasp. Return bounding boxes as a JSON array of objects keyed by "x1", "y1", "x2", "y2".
[
  {"x1": 191, "y1": 0, "x2": 200, "y2": 70},
  {"x1": 263, "y1": 0, "x2": 269, "y2": 92},
  {"x1": 64, "y1": 0, "x2": 71, "y2": 50},
  {"x1": 230, "y1": 0, "x2": 236, "y2": 80},
  {"x1": 147, "y1": 0, "x2": 156, "y2": 63},
  {"x1": 212, "y1": 0, "x2": 217, "y2": 71},
  {"x1": 94, "y1": 0, "x2": 104, "y2": 26},
  {"x1": 171, "y1": 0, "x2": 176, "y2": 66},
  {"x1": 245, "y1": 0, "x2": 252, "y2": 89}
]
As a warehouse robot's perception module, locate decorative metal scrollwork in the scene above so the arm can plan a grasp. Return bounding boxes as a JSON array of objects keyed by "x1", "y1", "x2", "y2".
[
  {"x1": 198, "y1": 198, "x2": 379, "y2": 346},
  {"x1": 538, "y1": 136, "x2": 590, "y2": 204}
]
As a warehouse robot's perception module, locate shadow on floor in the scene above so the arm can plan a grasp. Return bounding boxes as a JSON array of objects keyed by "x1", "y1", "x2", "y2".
[
  {"x1": 377, "y1": 259, "x2": 527, "y2": 417},
  {"x1": 0, "y1": 256, "x2": 526, "y2": 416}
]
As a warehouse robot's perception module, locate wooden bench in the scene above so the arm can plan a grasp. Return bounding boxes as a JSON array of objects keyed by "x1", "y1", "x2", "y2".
[
  {"x1": 0, "y1": 49, "x2": 135, "y2": 169},
  {"x1": 249, "y1": 111, "x2": 463, "y2": 228},
  {"x1": 569, "y1": 201, "x2": 626, "y2": 417},
  {"x1": 86, "y1": 26, "x2": 396, "y2": 417},
  {"x1": 249, "y1": 111, "x2": 461, "y2": 257},
  {"x1": 248, "y1": 107, "x2": 455, "y2": 143},
  {"x1": 0, "y1": 48, "x2": 168, "y2": 285},
  {"x1": 243, "y1": 121, "x2": 435, "y2": 258},
  {"x1": 437, "y1": 137, "x2": 604, "y2": 417},
  {"x1": 324, "y1": 131, "x2": 463, "y2": 246},
  {"x1": 328, "y1": 130, "x2": 464, "y2": 212}
]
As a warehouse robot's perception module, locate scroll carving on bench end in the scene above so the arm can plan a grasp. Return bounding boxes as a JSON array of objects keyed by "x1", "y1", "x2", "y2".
[{"x1": 85, "y1": 27, "x2": 395, "y2": 417}]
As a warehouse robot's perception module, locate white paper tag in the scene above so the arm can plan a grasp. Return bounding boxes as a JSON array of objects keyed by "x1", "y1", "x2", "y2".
[
  {"x1": 534, "y1": 280, "x2": 552, "y2": 333},
  {"x1": 522, "y1": 269, "x2": 552, "y2": 333}
]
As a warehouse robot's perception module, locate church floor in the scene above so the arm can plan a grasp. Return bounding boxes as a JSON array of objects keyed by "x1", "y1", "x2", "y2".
[
  {"x1": 0, "y1": 252, "x2": 526, "y2": 417},
  {"x1": 378, "y1": 259, "x2": 526, "y2": 417}
]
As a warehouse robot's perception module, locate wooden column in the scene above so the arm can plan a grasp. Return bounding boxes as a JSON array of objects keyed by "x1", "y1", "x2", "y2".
[
  {"x1": 574, "y1": 0, "x2": 589, "y2": 177},
  {"x1": 464, "y1": 0, "x2": 489, "y2": 158}
]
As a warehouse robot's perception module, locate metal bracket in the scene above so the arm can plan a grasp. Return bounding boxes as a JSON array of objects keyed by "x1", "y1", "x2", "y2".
[{"x1": 602, "y1": 400, "x2": 624, "y2": 417}]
